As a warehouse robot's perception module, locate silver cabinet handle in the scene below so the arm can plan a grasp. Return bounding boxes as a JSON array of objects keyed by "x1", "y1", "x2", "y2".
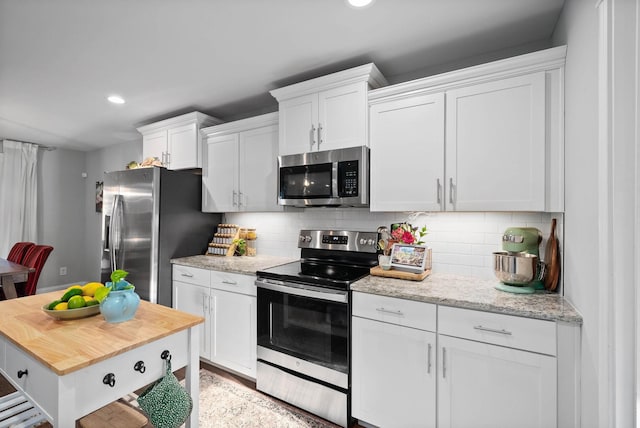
[
  {"x1": 318, "y1": 123, "x2": 323, "y2": 148},
  {"x1": 232, "y1": 190, "x2": 238, "y2": 206},
  {"x1": 437, "y1": 179, "x2": 442, "y2": 204},
  {"x1": 310, "y1": 125, "x2": 317, "y2": 150},
  {"x1": 427, "y1": 343, "x2": 432, "y2": 374},
  {"x1": 442, "y1": 347, "x2": 446, "y2": 378},
  {"x1": 375, "y1": 307, "x2": 404, "y2": 316},
  {"x1": 238, "y1": 191, "x2": 244, "y2": 207},
  {"x1": 202, "y1": 294, "x2": 208, "y2": 312},
  {"x1": 180, "y1": 272, "x2": 194, "y2": 278},
  {"x1": 165, "y1": 152, "x2": 171, "y2": 168},
  {"x1": 222, "y1": 280, "x2": 238, "y2": 285},
  {"x1": 449, "y1": 177, "x2": 455, "y2": 204},
  {"x1": 473, "y1": 325, "x2": 513, "y2": 335}
]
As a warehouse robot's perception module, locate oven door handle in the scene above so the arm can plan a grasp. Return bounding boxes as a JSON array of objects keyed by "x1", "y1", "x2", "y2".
[{"x1": 255, "y1": 279, "x2": 348, "y2": 304}]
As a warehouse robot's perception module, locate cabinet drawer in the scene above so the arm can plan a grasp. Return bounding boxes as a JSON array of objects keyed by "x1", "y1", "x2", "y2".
[
  {"x1": 5, "y1": 340, "x2": 58, "y2": 416},
  {"x1": 211, "y1": 271, "x2": 256, "y2": 296},
  {"x1": 438, "y1": 306, "x2": 556, "y2": 355},
  {"x1": 173, "y1": 264, "x2": 210, "y2": 287},
  {"x1": 352, "y1": 292, "x2": 436, "y2": 332}
]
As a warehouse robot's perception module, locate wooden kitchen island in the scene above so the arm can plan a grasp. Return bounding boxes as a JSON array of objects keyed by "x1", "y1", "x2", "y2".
[{"x1": 0, "y1": 290, "x2": 204, "y2": 427}]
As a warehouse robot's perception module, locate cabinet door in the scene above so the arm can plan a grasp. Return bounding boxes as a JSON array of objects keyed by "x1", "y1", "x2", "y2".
[
  {"x1": 202, "y1": 134, "x2": 239, "y2": 212},
  {"x1": 445, "y1": 72, "x2": 546, "y2": 211},
  {"x1": 168, "y1": 123, "x2": 199, "y2": 170},
  {"x1": 238, "y1": 124, "x2": 281, "y2": 211},
  {"x1": 211, "y1": 289, "x2": 257, "y2": 378},
  {"x1": 438, "y1": 335, "x2": 557, "y2": 428},
  {"x1": 173, "y1": 281, "x2": 210, "y2": 359},
  {"x1": 278, "y1": 93, "x2": 318, "y2": 155},
  {"x1": 142, "y1": 130, "x2": 167, "y2": 163},
  {"x1": 370, "y1": 93, "x2": 445, "y2": 211},
  {"x1": 317, "y1": 82, "x2": 367, "y2": 151},
  {"x1": 352, "y1": 316, "x2": 436, "y2": 428}
]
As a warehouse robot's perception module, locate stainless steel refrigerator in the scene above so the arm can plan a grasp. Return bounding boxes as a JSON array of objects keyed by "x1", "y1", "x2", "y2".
[{"x1": 100, "y1": 167, "x2": 220, "y2": 307}]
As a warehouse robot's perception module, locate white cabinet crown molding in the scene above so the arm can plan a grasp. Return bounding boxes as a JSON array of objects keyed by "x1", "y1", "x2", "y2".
[
  {"x1": 270, "y1": 63, "x2": 387, "y2": 101},
  {"x1": 201, "y1": 112, "x2": 278, "y2": 137},
  {"x1": 136, "y1": 111, "x2": 223, "y2": 134},
  {"x1": 369, "y1": 45, "x2": 567, "y2": 103}
]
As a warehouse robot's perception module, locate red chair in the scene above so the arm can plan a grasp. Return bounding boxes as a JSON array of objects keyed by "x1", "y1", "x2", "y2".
[
  {"x1": 14, "y1": 245, "x2": 54, "y2": 297},
  {"x1": 7, "y1": 242, "x2": 35, "y2": 264}
]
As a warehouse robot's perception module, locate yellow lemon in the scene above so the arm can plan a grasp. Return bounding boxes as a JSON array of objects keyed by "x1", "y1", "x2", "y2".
[
  {"x1": 81, "y1": 282, "x2": 103, "y2": 297},
  {"x1": 66, "y1": 284, "x2": 82, "y2": 291},
  {"x1": 53, "y1": 302, "x2": 68, "y2": 311},
  {"x1": 67, "y1": 295, "x2": 86, "y2": 309}
]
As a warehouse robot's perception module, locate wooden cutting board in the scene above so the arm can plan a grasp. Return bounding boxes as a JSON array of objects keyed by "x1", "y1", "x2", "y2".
[
  {"x1": 370, "y1": 266, "x2": 431, "y2": 281},
  {"x1": 544, "y1": 218, "x2": 560, "y2": 291}
]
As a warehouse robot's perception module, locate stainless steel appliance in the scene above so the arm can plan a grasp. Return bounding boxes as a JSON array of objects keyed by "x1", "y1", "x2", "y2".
[
  {"x1": 255, "y1": 229, "x2": 378, "y2": 427},
  {"x1": 278, "y1": 146, "x2": 369, "y2": 207},
  {"x1": 101, "y1": 167, "x2": 220, "y2": 306}
]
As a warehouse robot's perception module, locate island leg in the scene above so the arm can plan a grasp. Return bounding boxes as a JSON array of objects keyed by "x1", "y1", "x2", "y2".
[{"x1": 185, "y1": 326, "x2": 199, "y2": 427}]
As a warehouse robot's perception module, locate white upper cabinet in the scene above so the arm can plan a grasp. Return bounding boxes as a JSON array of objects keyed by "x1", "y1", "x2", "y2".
[
  {"x1": 271, "y1": 63, "x2": 387, "y2": 156},
  {"x1": 137, "y1": 111, "x2": 222, "y2": 170},
  {"x1": 202, "y1": 112, "x2": 280, "y2": 213},
  {"x1": 446, "y1": 73, "x2": 545, "y2": 211},
  {"x1": 368, "y1": 46, "x2": 566, "y2": 212},
  {"x1": 370, "y1": 93, "x2": 445, "y2": 211}
]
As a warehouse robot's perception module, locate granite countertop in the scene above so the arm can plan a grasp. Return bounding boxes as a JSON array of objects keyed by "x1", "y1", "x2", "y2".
[
  {"x1": 170, "y1": 254, "x2": 296, "y2": 276},
  {"x1": 351, "y1": 272, "x2": 582, "y2": 324}
]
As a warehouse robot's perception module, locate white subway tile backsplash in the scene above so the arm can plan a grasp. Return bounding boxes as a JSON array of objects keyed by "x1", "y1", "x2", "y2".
[{"x1": 224, "y1": 210, "x2": 563, "y2": 278}]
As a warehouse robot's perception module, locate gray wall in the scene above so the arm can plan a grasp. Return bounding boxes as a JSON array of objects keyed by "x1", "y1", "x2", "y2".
[
  {"x1": 37, "y1": 148, "x2": 89, "y2": 289},
  {"x1": 552, "y1": 0, "x2": 600, "y2": 424}
]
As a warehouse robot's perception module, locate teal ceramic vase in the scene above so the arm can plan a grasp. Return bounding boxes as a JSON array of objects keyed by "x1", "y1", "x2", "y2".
[{"x1": 100, "y1": 286, "x2": 140, "y2": 323}]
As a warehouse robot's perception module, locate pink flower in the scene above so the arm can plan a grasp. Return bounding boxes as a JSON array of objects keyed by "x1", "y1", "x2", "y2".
[
  {"x1": 401, "y1": 230, "x2": 415, "y2": 244},
  {"x1": 391, "y1": 228, "x2": 405, "y2": 240}
]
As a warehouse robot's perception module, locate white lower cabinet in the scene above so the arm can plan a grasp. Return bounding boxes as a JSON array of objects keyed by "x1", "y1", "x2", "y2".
[
  {"x1": 352, "y1": 292, "x2": 437, "y2": 428},
  {"x1": 172, "y1": 265, "x2": 256, "y2": 379},
  {"x1": 352, "y1": 294, "x2": 564, "y2": 428},
  {"x1": 437, "y1": 335, "x2": 556, "y2": 428}
]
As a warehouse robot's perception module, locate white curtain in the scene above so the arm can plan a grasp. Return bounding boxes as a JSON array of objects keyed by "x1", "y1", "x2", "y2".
[{"x1": 0, "y1": 140, "x2": 38, "y2": 257}]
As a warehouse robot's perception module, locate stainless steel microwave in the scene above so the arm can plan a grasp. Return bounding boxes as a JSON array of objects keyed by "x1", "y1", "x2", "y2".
[{"x1": 278, "y1": 146, "x2": 369, "y2": 207}]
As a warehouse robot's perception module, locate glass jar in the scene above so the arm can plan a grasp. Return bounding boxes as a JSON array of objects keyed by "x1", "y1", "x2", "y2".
[
  {"x1": 246, "y1": 228, "x2": 257, "y2": 240},
  {"x1": 246, "y1": 239, "x2": 256, "y2": 257}
]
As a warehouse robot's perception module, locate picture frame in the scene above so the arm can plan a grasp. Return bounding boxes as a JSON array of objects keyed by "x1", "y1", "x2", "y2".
[
  {"x1": 390, "y1": 244, "x2": 428, "y2": 274},
  {"x1": 95, "y1": 181, "x2": 103, "y2": 213}
]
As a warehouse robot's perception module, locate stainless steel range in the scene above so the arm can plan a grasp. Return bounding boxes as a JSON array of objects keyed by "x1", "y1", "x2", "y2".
[{"x1": 255, "y1": 229, "x2": 378, "y2": 427}]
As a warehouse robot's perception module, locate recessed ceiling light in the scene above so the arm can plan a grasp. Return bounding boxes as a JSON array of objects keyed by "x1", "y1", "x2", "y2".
[
  {"x1": 347, "y1": 0, "x2": 374, "y2": 7},
  {"x1": 107, "y1": 95, "x2": 125, "y2": 104}
]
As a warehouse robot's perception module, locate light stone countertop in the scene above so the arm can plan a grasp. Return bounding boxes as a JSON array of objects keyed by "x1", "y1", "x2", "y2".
[
  {"x1": 170, "y1": 254, "x2": 296, "y2": 276},
  {"x1": 171, "y1": 255, "x2": 582, "y2": 324},
  {"x1": 351, "y1": 272, "x2": 583, "y2": 324}
]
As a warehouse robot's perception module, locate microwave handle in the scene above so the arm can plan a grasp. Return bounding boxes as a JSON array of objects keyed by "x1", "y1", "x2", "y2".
[{"x1": 310, "y1": 124, "x2": 316, "y2": 151}]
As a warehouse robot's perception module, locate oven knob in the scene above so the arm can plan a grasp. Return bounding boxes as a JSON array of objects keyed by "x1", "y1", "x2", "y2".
[
  {"x1": 359, "y1": 238, "x2": 366, "y2": 245},
  {"x1": 299, "y1": 235, "x2": 305, "y2": 242},
  {"x1": 304, "y1": 235, "x2": 312, "y2": 243},
  {"x1": 367, "y1": 239, "x2": 375, "y2": 246}
]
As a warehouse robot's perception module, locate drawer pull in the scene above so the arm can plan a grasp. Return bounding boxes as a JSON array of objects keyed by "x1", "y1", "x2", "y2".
[
  {"x1": 134, "y1": 361, "x2": 146, "y2": 373},
  {"x1": 473, "y1": 325, "x2": 512, "y2": 335},
  {"x1": 376, "y1": 307, "x2": 404, "y2": 316},
  {"x1": 17, "y1": 369, "x2": 28, "y2": 379},
  {"x1": 161, "y1": 350, "x2": 172, "y2": 361},
  {"x1": 180, "y1": 272, "x2": 194, "y2": 278},
  {"x1": 221, "y1": 280, "x2": 237, "y2": 285},
  {"x1": 427, "y1": 343, "x2": 432, "y2": 374},
  {"x1": 103, "y1": 373, "x2": 116, "y2": 388}
]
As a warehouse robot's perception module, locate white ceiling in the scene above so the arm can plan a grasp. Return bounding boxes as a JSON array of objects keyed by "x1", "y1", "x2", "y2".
[{"x1": 0, "y1": 0, "x2": 564, "y2": 151}]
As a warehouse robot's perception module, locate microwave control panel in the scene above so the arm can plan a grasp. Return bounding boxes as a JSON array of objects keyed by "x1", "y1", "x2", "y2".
[{"x1": 337, "y1": 160, "x2": 359, "y2": 197}]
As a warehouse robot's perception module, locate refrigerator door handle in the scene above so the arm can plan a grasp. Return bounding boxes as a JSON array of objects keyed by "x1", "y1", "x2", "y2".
[{"x1": 109, "y1": 194, "x2": 122, "y2": 272}]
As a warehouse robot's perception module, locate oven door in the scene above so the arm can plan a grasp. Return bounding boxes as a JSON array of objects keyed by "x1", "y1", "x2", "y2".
[{"x1": 256, "y1": 279, "x2": 349, "y2": 384}]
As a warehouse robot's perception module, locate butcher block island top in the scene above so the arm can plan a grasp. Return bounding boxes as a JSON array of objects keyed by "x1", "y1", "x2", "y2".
[{"x1": 0, "y1": 290, "x2": 204, "y2": 375}]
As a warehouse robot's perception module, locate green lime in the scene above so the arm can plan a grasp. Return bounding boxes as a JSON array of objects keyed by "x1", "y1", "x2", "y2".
[{"x1": 67, "y1": 295, "x2": 86, "y2": 309}]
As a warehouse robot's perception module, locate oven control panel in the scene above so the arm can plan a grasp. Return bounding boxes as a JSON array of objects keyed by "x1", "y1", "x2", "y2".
[{"x1": 298, "y1": 230, "x2": 378, "y2": 253}]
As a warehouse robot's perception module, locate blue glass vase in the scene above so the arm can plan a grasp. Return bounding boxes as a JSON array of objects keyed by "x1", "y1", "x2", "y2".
[{"x1": 100, "y1": 286, "x2": 140, "y2": 323}]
